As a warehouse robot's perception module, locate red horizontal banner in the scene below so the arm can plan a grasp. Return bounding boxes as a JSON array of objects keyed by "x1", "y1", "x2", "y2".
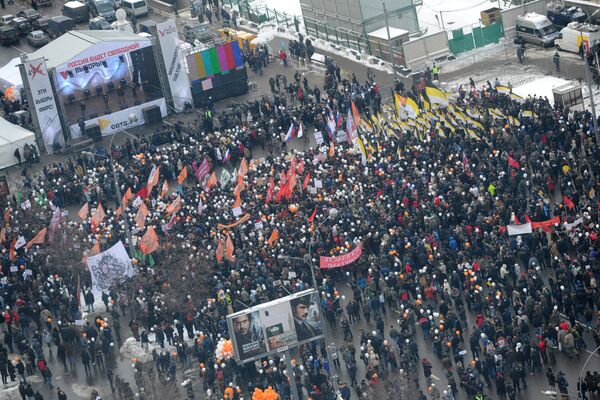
[{"x1": 319, "y1": 243, "x2": 362, "y2": 269}]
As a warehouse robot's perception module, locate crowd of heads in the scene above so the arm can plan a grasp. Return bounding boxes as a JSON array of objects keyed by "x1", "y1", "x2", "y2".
[{"x1": 0, "y1": 53, "x2": 599, "y2": 400}]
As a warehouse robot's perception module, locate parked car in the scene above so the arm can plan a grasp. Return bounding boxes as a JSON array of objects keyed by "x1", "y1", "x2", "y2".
[
  {"x1": 10, "y1": 17, "x2": 33, "y2": 36},
  {"x1": 31, "y1": 0, "x2": 53, "y2": 8},
  {"x1": 47, "y1": 15, "x2": 75, "y2": 38},
  {"x1": 516, "y1": 12, "x2": 559, "y2": 47},
  {"x1": 547, "y1": 5, "x2": 586, "y2": 27},
  {"x1": 0, "y1": 15, "x2": 15, "y2": 26},
  {"x1": 26, "y1": 30, "x2": 49, "y2": 47},
  {"x1": 183, "y1": 24, "x2": 211, "y2": 44},
  {"x1": 88, "y1": 16, "x2": 111, "y2": 30},
  {"x1": 121, "y1": 0, "x2": 148, "y2": 17},
  {"x1": 0, "y1": 25, "x2": 20, "y2": 46},
  {"x1": 88, "y1": 0, "x2": 115, "y2": 22},
  {"x1": 17, "y1": 9, "x2": 41, "y2": 22},
  {"x1": 32, "y1": 16, "x2": 50, "y2": 33},
  {"x1": 62, "y1": 1, "x2": 90, "y2": 23}
]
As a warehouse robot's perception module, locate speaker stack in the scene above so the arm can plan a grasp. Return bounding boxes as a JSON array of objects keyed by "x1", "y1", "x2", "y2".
[
  {"x1": 86, "y1": 123, "x2": 102, "y2": 142},
  {"x1": 142, "y1": 105, "x2": 163, "y2": 125}
]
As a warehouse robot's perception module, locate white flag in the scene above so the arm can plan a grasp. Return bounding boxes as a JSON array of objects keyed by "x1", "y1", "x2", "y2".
[
  {"x1": 507, "y1": 223, "x2": 532, "y2": 236},
  {"x1": 86, "y1": 241, "x2": 133, "y2": 299}
]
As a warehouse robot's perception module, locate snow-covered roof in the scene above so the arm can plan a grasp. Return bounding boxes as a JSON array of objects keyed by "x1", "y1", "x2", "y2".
[
  {"x1": 518, "y1": 12, "x2": 551, "y2": 25},
  {"x1": 367, "y1": 27, "x2": 410, "y2": 41},
  {"x1": 26, "y1": 30, "x2": 151, "y2": 70}
]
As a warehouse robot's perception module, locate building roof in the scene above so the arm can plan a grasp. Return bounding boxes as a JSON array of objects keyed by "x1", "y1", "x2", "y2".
[
  {"x1": 367, "y1": 26, "x2": 409, "y2": 40},
  {"x1": 26, "y1": 30, "x2": 151, "y2": 70}
]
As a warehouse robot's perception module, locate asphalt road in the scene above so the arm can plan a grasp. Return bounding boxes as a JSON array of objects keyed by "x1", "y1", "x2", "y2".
[{"x1": 1, "y1": 8, "x2": 600, "y2": 400}]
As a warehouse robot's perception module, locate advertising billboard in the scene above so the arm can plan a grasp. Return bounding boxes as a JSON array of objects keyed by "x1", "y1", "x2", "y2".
[
  {"x1": 22, "y1": 58, "x2": 64, "y2": 154},
  {"x1": 156, "y1": 20, "x2": 193, "y2": 112},
  {"x1": 69, "y1": 97, "x2": 167, "y2": 138},
  {"x1": 227, "y1": 289, "x2": 323, "y2": 363}
]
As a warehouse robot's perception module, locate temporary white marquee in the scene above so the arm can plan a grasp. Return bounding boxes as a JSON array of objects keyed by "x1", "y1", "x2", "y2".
[{"x1": 0, "y1": 118, "x2": 37, "y2": 170}]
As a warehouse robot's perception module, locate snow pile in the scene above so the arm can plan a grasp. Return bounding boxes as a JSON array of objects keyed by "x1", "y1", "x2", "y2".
[
  {"x1": 418, "y1": 0, "x2": 503, "y2": 34},
  {"x1": 248, "y1": 0, "x2": 302, "y2": 17},
  {"x1": 120, "y1": 336, "x2": 172, "y2": 363},
  {"x1": 513, "y1": 75, "x2": 571, "y2": 103}
]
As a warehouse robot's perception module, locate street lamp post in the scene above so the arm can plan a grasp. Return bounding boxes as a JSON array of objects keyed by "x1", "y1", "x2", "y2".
[
  {"x1": 279, "y1": 207, "x2": 340, "y2": 397},
  {"x1": 82, "y1": 124, "x2": 137, "y2": 258}
]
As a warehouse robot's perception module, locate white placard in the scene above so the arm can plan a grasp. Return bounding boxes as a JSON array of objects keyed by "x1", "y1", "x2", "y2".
[
  {"x1": 232, "y1": 207, "x2": 242, "y2": 217},
  {"x1": 336, "y1": 130, "x2": 347, "y2": 143},
  {"x1": 10, "y1": 266, "x2": 18, "y2": 273},
  {"x1": 314, "y1": 131, "x2": 324, "y2": 145},
  {"x1": 314, "y1": 179, "x2": 323, "y2": 189},
  {"x1": 23, "y1": 58, "x2": 64, "y2": 153},
  {"x1": 254, "y1": 222, "x2": 263, "y2": 230},
  {"x1": 156, "y1": 20, "x2": 193, "y2": 112}
]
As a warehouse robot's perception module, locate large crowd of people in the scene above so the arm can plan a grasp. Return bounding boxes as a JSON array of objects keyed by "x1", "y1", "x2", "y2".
[{"x1": 0, "y1": 44, "x2": 599, "y2": 400}]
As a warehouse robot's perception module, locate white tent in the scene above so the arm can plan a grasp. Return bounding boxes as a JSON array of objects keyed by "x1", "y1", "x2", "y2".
[
  {"x1": 0, "y1": 57, "x2": 23, "y2": 99},
  {"x1": 0, "y1": 118, "x2": 37, "y2": 170}
]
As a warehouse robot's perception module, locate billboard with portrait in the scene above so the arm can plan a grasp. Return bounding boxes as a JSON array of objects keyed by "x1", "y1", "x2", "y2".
[{"x1": 227, "y1": 289, "x2": 323, "y2": 363}]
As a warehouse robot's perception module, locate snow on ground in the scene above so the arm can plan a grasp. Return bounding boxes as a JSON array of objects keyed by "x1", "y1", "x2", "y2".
[
  {"x1": 417, "y1": 0, "x2": 502, "y2": 34},
  {"x1": 513, "y1": 75, "x2": 571, "y2": 103},
  {"x1": 249, "y1": 0, "x2": 302, "y2": 16},
  {"x1": 120, "y1": 336, "x2": 174, "y2": 364}
]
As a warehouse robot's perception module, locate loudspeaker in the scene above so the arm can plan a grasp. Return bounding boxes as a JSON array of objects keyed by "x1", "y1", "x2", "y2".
[
  {"x1": 142, "y1": 105, "x2": 162, "y2": 124},
  {"x1": 86, "y1": 123, "x2": 102, "y2": 142}
]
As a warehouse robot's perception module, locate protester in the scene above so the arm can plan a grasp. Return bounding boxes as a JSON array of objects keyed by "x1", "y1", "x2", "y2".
[{"x1": 0, "y1": 48, "x2": 599, "y2": 400}]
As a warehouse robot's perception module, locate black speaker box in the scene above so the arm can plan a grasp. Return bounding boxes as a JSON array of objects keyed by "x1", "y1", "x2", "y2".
[
  {"x1": 142, "y1": 105, "x2": 162, "y2": 124},
  {"x1": 86, "y1": 123, "x2": 102, "y2": 142}
]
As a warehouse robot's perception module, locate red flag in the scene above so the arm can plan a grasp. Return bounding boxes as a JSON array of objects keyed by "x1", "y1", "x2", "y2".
[
  {"x1": 78, "y1": 203, "x2": 89, "y2": 220},
  {"x1": 513, "y1": 213, "x2": 520, "y2": 225},
  {"x1": 525, "y1": 214, "x2": 532, "y2": 223},
  {"x1": 507, "y1": 156, "x2": 520, "y2": 169},
  {"x1": 307, "y1": 207, "x2": 317, "y2": 223},
  {"x1": 26, "y1": 227, "x2": 47, "y2": 248},
  {"x1": 287, "y1": 172, "x2": 297, "y2": 197},
  {"x1": 177, "y1": 166, "x2": 188, "y2": 184},
  {"x1": 136, "y1": 186, "x2": 149, "y2": 199},
  {"x1": 302, "y1": 172, "x2": 311, "y2": 190},
  {"x1": 267, "y1": 229, "x2": 279, "y2": 246},
  {"x1": 139, "y1": 226, "x2": 159, "y2": 255},
  {"x1": 225, "y1": 234, "x2": 235, "y2": 261},
  {"x1": 165, "y1": 194, "x2": 182, "y2": 216},
  {"x1": 563, "y1": 195, "x2": 574, "y2": 210},
  {"x1": 297, "y1": 159, "x2": 305, "y2": 174},
  {"x1": 276, "y1": 181, "x2": 289, "y2": 203},
  {"x1": 266, "y1": 178, "x2": 275, "y2": 205}
]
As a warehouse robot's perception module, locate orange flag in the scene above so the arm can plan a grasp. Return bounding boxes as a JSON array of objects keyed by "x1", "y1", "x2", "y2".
[
  {"x1": 161, "y1": 180, "x2": 169, "y2": 198},
  {"x1": 139, "y1": 226, "x2": 159, "y2": 255},
  {"x1": 165, "y1": 194, "x2": 182, "y2": 216},
  {"x1": 146, "y1": 165, "x2": 160, "y2": 193},
  {"x1": 216, "y1": 239, "x2": 224, "y2": 263},
  {"x1": 177, "y1": 166, "x2": 188, "y2": 184},
  {"x1": 328, "y1": 141, "x2": 335, "y2": 158},
  {"x1": 122, "y1": 187, "x2": 133, "y2": 207},
  {"x1": 233, "y1": 193, "x2": 242, "y2": 209},
  {"x1": 116, "y1": 207, "x2": 122, "y2": 218},
  {"x1": 135, "y1": 203, "x2": 149, "y2": 229},
  {"x1": 238, "y1": 157, "x2": 248, "y2": 179},
  {"x1": 91, "y1": 203, "x2": 105, "y2": 229},
  {"x1": 90, "y1": 240, "x2": 101, "y2": 255},
  {"x1": 267, "y1": 229, "x2": 279, "y2": 246},
  {"x1": 225, "y1": 234, "x2": 235, "y2": 261},
  {"x1": 78, "y1": 203, "x2": 89, "y2": 220},
  {"x1": 26, "y1": 227, "x2": 47, "y2": 248},
  {"x1": 351, "y1": 100, "x2": 361, "y2": 125},
  {"x1": 206, "y1": 172, "x2": 217, "y2": 191}
]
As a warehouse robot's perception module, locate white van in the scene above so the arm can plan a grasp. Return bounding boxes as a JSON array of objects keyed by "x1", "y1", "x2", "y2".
[
  {"x1": 121, "y1": 0, "x2": 148, "y2": 17},
  {"x1": 516, "y1": 13, "x2": 560, "y2": 47},
  {"x1": 555, "y1": 22, "x2": 600, "y2": 54}
]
